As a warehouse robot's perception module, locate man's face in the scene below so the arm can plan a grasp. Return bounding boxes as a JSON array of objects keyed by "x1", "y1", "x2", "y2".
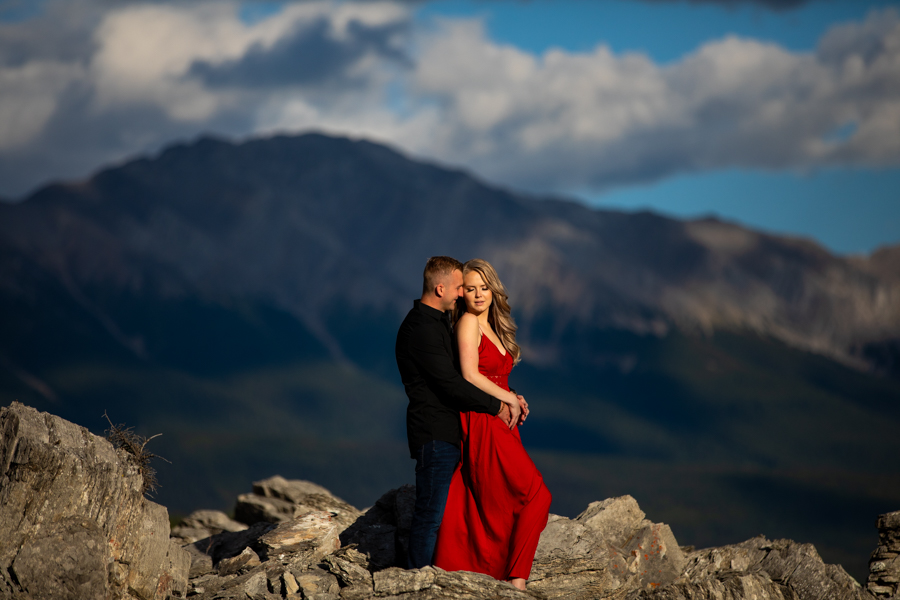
[{"x1": 441, "y1": 269, "x2": 464, "y2": 312}]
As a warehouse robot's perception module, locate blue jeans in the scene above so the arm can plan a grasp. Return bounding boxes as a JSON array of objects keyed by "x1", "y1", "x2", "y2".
[{"x1": 407, "y1": 440, "x2": 460, "y2": 569}]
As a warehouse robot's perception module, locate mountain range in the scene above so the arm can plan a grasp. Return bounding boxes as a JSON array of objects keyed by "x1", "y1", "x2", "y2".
[{"x1": 1, "y1": 133, "x2": 898, "y2": 582}]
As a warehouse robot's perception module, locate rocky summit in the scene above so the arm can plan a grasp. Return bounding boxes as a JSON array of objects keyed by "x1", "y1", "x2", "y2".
[{"x1": 0, "y1": 403, "x2": 893, "y2": 600}]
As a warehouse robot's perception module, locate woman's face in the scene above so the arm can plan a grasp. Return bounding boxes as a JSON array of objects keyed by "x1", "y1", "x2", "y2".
[{"x1": 463, "y1": 271, "x2": 492, "y2": 315}]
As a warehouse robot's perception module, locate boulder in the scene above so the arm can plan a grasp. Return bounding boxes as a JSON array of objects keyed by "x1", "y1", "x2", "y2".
[
  {"x1": 528, "y1": 495, "x2": 686, "y2": 598},
  {"x1": 234, "y1": 475, "x2": 362, "y2": 533},
  {"x1": 0, "y1": 402, "x2": 190, "y2": 600},
  {"x1": 643, "y1": 536, "x2": 874, "y2": 600},
  {"x1": 868, "y1": 511, "x2": 900, "y2": 598},
  {"x1": 258, "y1": 511, "x2": 341, "y2": 564},
  {"x1": 370, "y1": 566, "x2": 541, "y2": 600},
  {"x1": 340, "y1": 484, "x2": 416, "y2": 569},
  {"x1": 171, "y1": 509, "x2": 248, "y2": 544}
]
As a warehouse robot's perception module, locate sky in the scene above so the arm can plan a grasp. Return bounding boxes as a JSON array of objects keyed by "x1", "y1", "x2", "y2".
[{"x1": 0, "y1": 0, "x2": 898, "y2": 255}]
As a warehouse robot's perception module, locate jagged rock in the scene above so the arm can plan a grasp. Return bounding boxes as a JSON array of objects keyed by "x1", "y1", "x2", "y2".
[
  {"x1": 189, "y1": 521, "x2": 276, "y2": 566},
  {"x1": 171, "y1": 509, "x2": 248, "y2": 544},
  {"x1": 369, "y1": 566, "x2": 541, "y2": 599},
  {"x1": 9, "y1": 516, "x2": 109, "y2": 600},
  {"x1": 633, "y1": 572, "x2": 793, "y2": 599},
  {"x1": 258, "y1": 511, "x2": 341, "y2": 564},
  {"x1": 868, "y1": 511, "x2": 900, "y2": 598},
  {"x1": 235, "y1": 475, "x2": 362, "y2": 533},
  {"x1": 528, "y1": 496, "x2": 685, "y2": 598},
  {"x1": 0, "y1": 402, "x2": 190, "y2": 600},
  {"x1": 290, "y1": 566, "x2": 341, "y2": 599},
  {"x1": 340, "y1": 484, "x2": 416, "y2": 569},
  {"x1": 217, "y1": 547, "x2": 262, "y2": 576},
  {"x1": 324, "y1": 546, "x2": 374, "y2": 587},
  {"x1": 169, "y1": 474, "x2": 890, "y2": 600},
  {"x1": 644, "y1": 536, "x2": 875, "y2": 600}
]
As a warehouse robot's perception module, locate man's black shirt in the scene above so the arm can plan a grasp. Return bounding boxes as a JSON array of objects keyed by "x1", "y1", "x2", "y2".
[{"x1": 396, "y1": 300, "x2": 502, "y2": 457}]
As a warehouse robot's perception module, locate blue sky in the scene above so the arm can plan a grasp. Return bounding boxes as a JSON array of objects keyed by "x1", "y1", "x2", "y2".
[{"x1": 0, "y1": 0, "x2": 898, "y2": 255}]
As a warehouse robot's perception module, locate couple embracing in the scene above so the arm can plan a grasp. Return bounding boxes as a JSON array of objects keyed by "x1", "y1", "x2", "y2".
[{"x1": 395, "y1": 256, "x2": 551, "y2": 591}]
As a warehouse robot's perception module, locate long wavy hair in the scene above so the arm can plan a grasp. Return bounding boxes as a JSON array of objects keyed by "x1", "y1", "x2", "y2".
[{"x1": 457, "y1": 258, "x2": 521, "y2": 366}]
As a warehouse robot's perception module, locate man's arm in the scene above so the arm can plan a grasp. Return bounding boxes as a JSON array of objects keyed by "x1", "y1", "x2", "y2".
[{"x1": 410, "y1": 323, "x2": 502, "y2": 416}]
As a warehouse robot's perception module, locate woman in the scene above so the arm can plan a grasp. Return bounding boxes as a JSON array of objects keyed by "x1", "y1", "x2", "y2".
[{"x1": 433, "y1": 259, "x2": 552, "y2": 591}]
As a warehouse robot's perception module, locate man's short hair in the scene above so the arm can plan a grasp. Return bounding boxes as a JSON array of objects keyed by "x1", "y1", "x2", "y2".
[{"x1": 423, "y1": 256, "x2": 463, "y2": 295}]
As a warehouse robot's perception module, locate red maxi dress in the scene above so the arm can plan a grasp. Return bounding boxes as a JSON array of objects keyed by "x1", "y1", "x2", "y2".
[{"x1": 433, "y1": 334, "x2": 552, "y2": 581}]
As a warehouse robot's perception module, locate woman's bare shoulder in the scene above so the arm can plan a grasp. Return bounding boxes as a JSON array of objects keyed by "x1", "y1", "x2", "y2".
[
  {"x1": 458, "y1": 312, "x2": 478, "y2": 325},
  {"x1": 456, "y1": 312, "x2": 480, "y2": 337}
]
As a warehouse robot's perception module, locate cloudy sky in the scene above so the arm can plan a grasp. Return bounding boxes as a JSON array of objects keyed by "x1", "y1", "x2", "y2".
[{"x1": 1, "y1": 0, "x2": 898, "y2": 254}]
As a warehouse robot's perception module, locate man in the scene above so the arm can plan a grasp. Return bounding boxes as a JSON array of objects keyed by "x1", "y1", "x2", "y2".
[{"x1": 396, "y1": 256, "x2": 515, "y2": 569}]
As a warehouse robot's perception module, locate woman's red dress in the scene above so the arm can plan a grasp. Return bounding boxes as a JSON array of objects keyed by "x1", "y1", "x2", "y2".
[{"x1": 433, "y1": 334, "x2": 551, "y2": 581}]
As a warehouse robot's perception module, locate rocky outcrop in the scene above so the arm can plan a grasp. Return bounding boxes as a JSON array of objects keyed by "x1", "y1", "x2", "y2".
[
  {"x1": 0, "y1": 402, "x2": 887, "y2": 600},
  {"x1": 0, "y1": 402, "x2": 190, "y2": 599},
  {"x1": 645, "y1": 536, "x2": 872, "y2": 600},
  {"x1": 174, "y1": 481, "x2": 878, "y2": 600},
  {"x1": 171, "y1": 509, "x2": 248, "y2": 545},
  {"x1": 234, "y1": 475, "x2": 362, "y2": 533},
  {"x1": 340, "y1": 484, "x2": 416, "y2": 569},
  {"x1": 528, "y1": 495, "x2": 686, "y2": 598},
  {"x1": 868, "y1": 511, "x2": 900, "y2": 598}
]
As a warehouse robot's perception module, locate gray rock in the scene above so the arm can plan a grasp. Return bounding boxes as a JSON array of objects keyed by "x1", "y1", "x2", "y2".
[
  {"x1": 235, "y1": 475, "x2": 362, "y2": 533},
  {"x1": 340, "y1": 484, "x2": 415, "y2": 569},
  {"x1": 530, "y1": 496, "x2": 685, "y2": 598},
  {"x1": 217, "y1": 546, "x2": 262, "y2": 576},
  {"x1": 650, "y1": 536, "x2": 874, "y2": 600},
  {"x1": 324, "y1": 546, "x2": 373, "y2": 588},
  {"x1": 291, "y1": 566, "x2": 341, "y2": 598},
  {"x1": 258, "y1": 511, "x2": 341, "y2": 564},
  {"x1": 869, "y1": 510, "x2": 900, "y2": 599},
  {"x1": 9, "y1": 516, "x2": 109, "y2": 600},
  {"x1": 171, "y1": 509, "x2": 248, "y2": 544},
  {"x1": 0, "y1": 402, "x2": 190, "y2": 600},
  {"x1": 188, "y1": 520, "x2": 276, "y2": 566},
  {"x1": 577, "y1": 496, "x2": 649, "y2": 547},
  {"x1": 366, "y1": 566, "x2": 541, "y2": 600}
]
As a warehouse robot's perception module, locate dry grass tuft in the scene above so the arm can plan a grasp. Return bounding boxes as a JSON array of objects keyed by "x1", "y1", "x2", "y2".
[{"x1": 103, "y1": 412, "x2": 169, "y2": 496}]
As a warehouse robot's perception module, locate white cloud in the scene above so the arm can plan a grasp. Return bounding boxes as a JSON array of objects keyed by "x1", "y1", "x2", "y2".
[
  {"x1": 404, "y1": 8, "x2": 900, "y2": 191},
  {"x1": 0, "y1": 59, "x2": 83, "y2": 149},
  {"x1": 0, "y1": 2, "x2": 898, "y2": 198}
]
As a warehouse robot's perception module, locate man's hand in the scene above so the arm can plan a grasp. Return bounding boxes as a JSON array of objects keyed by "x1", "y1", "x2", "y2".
[{"x1": 497, "y1": 403, "x2": 512, "y2": 426}]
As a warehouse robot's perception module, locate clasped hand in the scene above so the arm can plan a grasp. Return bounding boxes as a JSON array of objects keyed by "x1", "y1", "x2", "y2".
[{"x1": 497, "y1": 393, "x2": 529, "y2": 429}]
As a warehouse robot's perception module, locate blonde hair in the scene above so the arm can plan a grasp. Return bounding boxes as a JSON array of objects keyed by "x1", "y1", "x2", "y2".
[{"x1": 458, "y1": 258, "x2": 521, "y2": 366}]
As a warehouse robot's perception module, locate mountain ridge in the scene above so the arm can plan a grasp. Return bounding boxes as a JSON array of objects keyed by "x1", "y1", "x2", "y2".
[{"x1": 1, "y1": 132, "x2": 898, "y2": 376}]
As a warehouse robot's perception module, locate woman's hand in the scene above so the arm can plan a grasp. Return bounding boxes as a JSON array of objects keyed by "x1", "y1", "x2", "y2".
[{"x1": 516, "y1": 394, "x2": 529, "y2": 426}]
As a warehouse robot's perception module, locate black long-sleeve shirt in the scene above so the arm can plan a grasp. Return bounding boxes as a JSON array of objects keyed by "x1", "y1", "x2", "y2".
[{"x1": 396, "y1": 300, "x2": 502, "y2": 457}]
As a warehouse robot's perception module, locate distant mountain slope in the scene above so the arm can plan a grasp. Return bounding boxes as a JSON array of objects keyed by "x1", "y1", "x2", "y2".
[{"x1": 1, "y1": 133, "x2": 897, "y2": 376}]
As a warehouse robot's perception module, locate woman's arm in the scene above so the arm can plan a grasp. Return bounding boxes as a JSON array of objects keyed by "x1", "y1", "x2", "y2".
[{"x1": 457, "y1": 313, "x2": 520, "y2": 428}]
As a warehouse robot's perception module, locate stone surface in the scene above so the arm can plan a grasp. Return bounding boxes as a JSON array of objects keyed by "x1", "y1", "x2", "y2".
[
  {"x1": 217, "y1": 546, "x2": 262, "y2": 576},
  {"x1": 0, "y1": 402, "x2": 190, "y2": 600},
  {"x1": 171, "y1": 509, "x2": 248, "y2": 544},
  {"x1": 652, "y1": 536, "x2": 874, "y2": 600},
  {"x1": 529, "y1": 495, "x2": 685, "y2": 598},
  {"x1": 9, "y1": 516, "x2": 109, "y2": 600},
  {"x1": 869, "y1": 511, "x2": 900, "y2": 599},
  {"x1": 340, "y1": 484, "x2": 415, "y2": 569},
  {"x1": 258, "y1": 511, "x2": 341, "y2": 562},
  {"x1": 3, "y1": 402, "x2": 888, "y2": 600},
  {"x1": 235, "y1": 475, "x2": 362, "y2": 533},
  {"x1": 324, "y1": 547, "x2": 374, "y2": 588}
]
